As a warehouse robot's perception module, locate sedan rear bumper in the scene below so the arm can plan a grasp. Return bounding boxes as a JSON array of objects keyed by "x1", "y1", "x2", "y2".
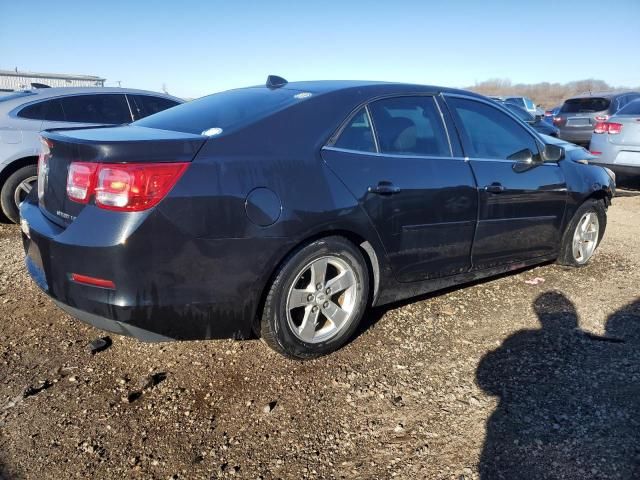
[{"x1": 20, "y1": 199, "x2": 284, "y2": 342}]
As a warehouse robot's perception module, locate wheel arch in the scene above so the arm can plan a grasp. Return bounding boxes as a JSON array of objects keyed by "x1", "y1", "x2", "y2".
[
  {"x1": 251, "y1": 229, "x2": 383, "y2": 336},
  {"x1": 0, "y1": 155, "x2": 39, "y2": 190}
]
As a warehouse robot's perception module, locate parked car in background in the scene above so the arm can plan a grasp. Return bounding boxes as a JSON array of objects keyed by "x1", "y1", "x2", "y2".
[
  {"x1": 589, "y1": 99, "x2": 640, "y2": 180},
  {"x1": 21, "y1": 77, "x2": 614, "y2": 359},
  {"x1": 0, "y1": 87, "x2": 182, "y2": 222},
  {"x1": 504, "y1": 96, "x2": 537, "y2": 114},
  {"x1": 544, "y1": 105, "x2": 561, "y2": 125},
  {"x1": 554, "y1": 91, "x2": 640, "y2": 146},
  {"x1": 502, "y1": 102, "x2": 560, "y2": 137}
]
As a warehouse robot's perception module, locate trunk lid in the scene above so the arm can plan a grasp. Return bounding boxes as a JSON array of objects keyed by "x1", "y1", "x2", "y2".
[{"x1": 39, "y1": 125, "x2": 206, "y2": 227}]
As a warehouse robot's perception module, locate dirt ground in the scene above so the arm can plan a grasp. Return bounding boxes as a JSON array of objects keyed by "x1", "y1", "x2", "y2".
[{"x1": 1, "y1": 192, "x2": 639, "y2": 480}]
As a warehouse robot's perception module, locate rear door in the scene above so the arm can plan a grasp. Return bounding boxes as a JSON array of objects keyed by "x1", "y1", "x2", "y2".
[
  {"x1": 444, "y1": 95, "x2": 567, "y2": 269},
  {"x1": 322, "y1": 95, "x2": 477, "y2": 282}
]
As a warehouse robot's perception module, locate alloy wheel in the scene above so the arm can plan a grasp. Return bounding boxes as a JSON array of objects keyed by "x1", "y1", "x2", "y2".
[
  {"x1": 286, "y1": 255, "x2": 359, "y2": 343},
  {"x1": 572, "y1": 211, "x2": 599, "y2": 264}
]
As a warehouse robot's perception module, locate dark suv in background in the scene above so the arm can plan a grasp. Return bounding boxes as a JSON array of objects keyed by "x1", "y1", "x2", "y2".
[{"x1": 554, "y1": 91, "x2": 640, "y2": 146}]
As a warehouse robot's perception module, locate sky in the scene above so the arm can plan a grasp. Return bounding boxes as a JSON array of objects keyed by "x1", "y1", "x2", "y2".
[{"x1": 1, "y1": 0, "x2": 639, "y2": 99}]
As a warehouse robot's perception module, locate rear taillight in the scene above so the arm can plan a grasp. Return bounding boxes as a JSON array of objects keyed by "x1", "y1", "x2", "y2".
[
  {"x1": 593, "y1": 122, "x2": 623, "y2": 135},
  {"x1": 67, "y1": 162, "x2": 98, "y2": 203},
  {"x1": 66, "y1": 162, "x2": 188, "y2": 211},
  {"x1": 37, "y1": 137, "x2": 52, "y2": 200},
  {"x1": 594, "y1": 115, "x2": 609, "y2": 122},
  {"x1": 553, "y1": 116, "x2": 565, "y2": 126}
]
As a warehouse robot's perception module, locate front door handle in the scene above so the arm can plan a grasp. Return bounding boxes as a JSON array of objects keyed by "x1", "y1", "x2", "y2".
[
  {"x1": 368, "y1": 182, "x2": 401, "y2": 195},
  {"x1": 484, "y1": 183, "x2": 505, "y2": 194}
]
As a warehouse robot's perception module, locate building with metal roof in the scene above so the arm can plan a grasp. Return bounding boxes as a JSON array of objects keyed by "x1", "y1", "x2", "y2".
[{"x1": 0, "y1": 69, "x2": 105, "y2": 91}]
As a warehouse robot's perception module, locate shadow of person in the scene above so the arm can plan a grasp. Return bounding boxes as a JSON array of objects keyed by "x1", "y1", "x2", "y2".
[{"x1": 477, "y1": 291, "x2": 640, "y2": 479}]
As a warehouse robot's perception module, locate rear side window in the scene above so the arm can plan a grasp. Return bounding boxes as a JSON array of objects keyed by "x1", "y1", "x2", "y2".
[
  {"x1": 617, "y1": 99, "x2": 640, "y2": 115},
  {"x1": 18, "y1": 101, "x2": 47, "y2": 120},
  {"x1": 58, "y1": 94, "x2": 132, "y2": 124},
  {"x1": 447, "y1": 97, "x2": 540, "y2": 161},
  {"x1": 368, "y1": 96, "x2": 450, "y2": 157},
  {"x1": 561, "y1": 97, "x2": 610, "y2": 113},
  {"x1": 129, "y1": 95, "x2": 180, "y2": 120},
  {"x1": 17, "y1": 99, "x2": 65, "y2": 121},
  {"x1": 334, "y1": 108, "x2": 376, "y2": 152},
  {"x1": 134, "y1": 88, "x2": 304, "y2": 134}
]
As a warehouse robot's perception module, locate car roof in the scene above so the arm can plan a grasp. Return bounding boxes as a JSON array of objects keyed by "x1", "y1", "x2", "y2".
[
  {"x1": 0, "y1": 87, "x2": 182, "y2": 111},
  {"x1": 566, "y1": 91, "x2": 640, "y2": 100},
  {"x1": 241, "y1": 79, "x2": 485, "y2": 99}
]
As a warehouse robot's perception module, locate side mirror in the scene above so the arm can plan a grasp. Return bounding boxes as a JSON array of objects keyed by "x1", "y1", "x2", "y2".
[
  {"x1": 542, "y1": 143, "x2": 564, "y2": 162},
  {"x1": 534, "y1": 114, "x2": 543, "y2": 122},
  {"x1": 509, "y1": 148, "x2": 536, "y2": 172}
]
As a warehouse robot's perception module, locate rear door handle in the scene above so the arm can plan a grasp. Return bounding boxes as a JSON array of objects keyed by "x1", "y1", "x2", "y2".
[
  {"x1": 484, "y1": 183, "x2": 505, "y2": 194},
  {"x1": 368, "y1": 182, "x2": 401, "y2": 195}
]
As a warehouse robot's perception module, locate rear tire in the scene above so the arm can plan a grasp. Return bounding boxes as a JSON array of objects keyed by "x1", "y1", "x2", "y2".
[
  {"x1": 1, "y1": 165, "x2": 38, "y2": 224},
  {"x1": 260, "y1": 236, "x2": 369, "y2": 359},
  {"x1": 557, "y1": 199, "x2": 607, "y2": 267}
]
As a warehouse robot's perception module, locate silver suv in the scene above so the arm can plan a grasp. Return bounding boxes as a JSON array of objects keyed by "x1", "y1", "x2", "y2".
[
  {"x1": 0, "y1": 87, "x2": 181, "y2": 222},
  {"x1": 554, "y1": 91, "x2": 640, "y2": 146}
]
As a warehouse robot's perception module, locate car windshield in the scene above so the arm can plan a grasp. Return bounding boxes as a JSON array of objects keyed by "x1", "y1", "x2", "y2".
[
  {"x1": 617, "y1": 99, "x2": 640, "y2": 115},
  {"x1": 561, "y1": 97, "x2": 610, "y2": 113},
  {"x1": 134, "y1": 87, "x2": 306, "y2": 135}
]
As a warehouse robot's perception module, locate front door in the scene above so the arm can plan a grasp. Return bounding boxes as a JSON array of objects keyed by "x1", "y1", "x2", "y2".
[
  {"x1": 322, "y1": 96, "x2": 477, "y2": 282},
  {"x1": 444, "y1": 95, "x2": 567, "y2": 270}
]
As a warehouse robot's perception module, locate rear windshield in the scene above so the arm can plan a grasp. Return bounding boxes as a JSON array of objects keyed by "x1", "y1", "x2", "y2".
[
  {"x1": 134, "y1": 88, "x2": 305, "y2": 134},
  {"x1": 561, "y1": 97, "x2": 610, "y2": 113},
  {"x1": 617, "y1": 99, "x2": 640, "y2": 116}
]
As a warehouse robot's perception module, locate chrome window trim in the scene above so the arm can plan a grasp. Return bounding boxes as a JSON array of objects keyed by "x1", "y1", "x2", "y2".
[
  {"x1": 364, "y1": 104, "x2": 380, "y2": 153},
  {"x1": 322, "y1": 145, "x2": 465, "y2": 162}
]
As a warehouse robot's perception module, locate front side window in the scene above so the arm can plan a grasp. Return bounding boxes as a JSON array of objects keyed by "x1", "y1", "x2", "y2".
[
  {"x1": 333, "y1": 108, "x2": 376, "y2": 152},
  {"x1": 59, "y1": 94, "x2": 132, "y2": 124},
  {"x1": 368, "y1": 96, "x2": 450, "y2": 157},
  {"x1": 447, "y1": 97, "x2": 540, "y2": 161}
]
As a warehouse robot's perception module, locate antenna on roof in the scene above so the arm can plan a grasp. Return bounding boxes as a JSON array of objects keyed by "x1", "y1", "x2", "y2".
[{"x1": 266, "y1": 75, "x2": 288, "y2": 89}]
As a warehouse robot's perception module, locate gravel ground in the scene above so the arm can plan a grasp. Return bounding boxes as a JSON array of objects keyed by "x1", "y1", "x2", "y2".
[{"x1": 1, "y1": 192, "x2": 639, "y2": 480}]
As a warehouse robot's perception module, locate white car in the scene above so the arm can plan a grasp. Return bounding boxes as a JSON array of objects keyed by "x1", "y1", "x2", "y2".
[{"x1": 0, "y1": 87, "x2": 181, "y2": 222}]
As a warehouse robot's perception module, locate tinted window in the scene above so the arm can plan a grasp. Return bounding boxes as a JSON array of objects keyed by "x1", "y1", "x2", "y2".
[
  {"x1": 560, "y1": 97, "x2": 610, "y2": 113},
  {"x1": 18, "y1": 101, "x2": 47, "y2": 120},
  {"x1": 59, "y1": 94, "x2": 131, "y2": 124},
  {"x1": 134, "y1": 88, "x2": 303, "y2": 134},
  {"x1": 617, "y1": 99, "x2": 640, "y2": 115},
  {"x1": 129, "y1": 95, "x2": 180, "y2": 120},
  {"x1": 506, "y1": 97, "x2": 526, "y2": 108},
  {"x1": 334, "y1": 108, "x2": 376, "y2": 152},
  {"x1": 44, "y1": 99, "x2": 65, "y2": 121},
  {"x1": 504, "y1": 103, "x2": 534, "y2": 122},
  {"x1": 368, "y1": 96, "x2": 450, "y2": 157},
  {"x1": 447, "y1": 97, "x2": 540, "y2": 161}
]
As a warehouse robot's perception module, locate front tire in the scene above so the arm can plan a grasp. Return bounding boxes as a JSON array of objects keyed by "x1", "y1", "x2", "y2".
[
  {"x1": 1, "y1": 165, "x2": 38, "y2": 224},
  {"x1": 260, "y1": 236, "x2": 370, "y2": 359},
  {"x1": 557, "y1": 199, "x2": 607, "y2": 267}
]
